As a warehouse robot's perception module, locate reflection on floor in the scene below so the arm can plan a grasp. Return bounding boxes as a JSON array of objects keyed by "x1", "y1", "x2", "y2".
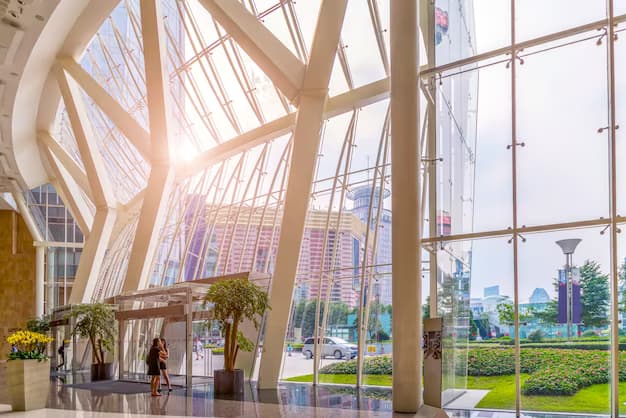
[{"x1": 0, "y1": 377, "x2": 614, "y2": 418}]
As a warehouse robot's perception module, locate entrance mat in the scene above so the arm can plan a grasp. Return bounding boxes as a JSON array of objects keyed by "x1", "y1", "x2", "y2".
[{"x1": 66, "y1": 380, "x2": 183, "y2": 394}]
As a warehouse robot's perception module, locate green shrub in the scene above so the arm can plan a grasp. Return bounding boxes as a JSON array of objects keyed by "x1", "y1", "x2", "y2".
[
  {"x1": 582, "y1": 330, "x2": 599, "y2": 338},
  {"x1": 319, "y1": 355, "x2": 392, "y2": 375},
  {"x1": 527, "y1": 329, "x2": 544, "y2": 342},
  {"x1": 212, "y1": 348, "x2": 224, "y2": 355}
]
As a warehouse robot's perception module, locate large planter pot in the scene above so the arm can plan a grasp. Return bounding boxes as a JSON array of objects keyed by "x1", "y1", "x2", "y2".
[
  {"x1": 7, "y1": 359, "x2": 50, "y2": 411},
  {"x1": 214, "y1": 369, "x2": 244, "y2": 394},
  {"x1": 90, "y1": 362, "x2": 114, "y2": 381}
]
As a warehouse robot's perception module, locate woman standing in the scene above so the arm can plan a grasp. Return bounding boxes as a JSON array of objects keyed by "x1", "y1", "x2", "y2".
[
  {"x1": 159, "y1": 338, "x2": 172, "y2": 393},
  {"x1": 147, "y1": 338, "x2": 162, "y2": 396}
]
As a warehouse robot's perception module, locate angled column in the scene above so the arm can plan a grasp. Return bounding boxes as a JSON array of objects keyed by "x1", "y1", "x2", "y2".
[
  {"x1": 390, "y1": 0, "x2": 421, "y2": 413},
  {"x1": 257, "y1": 0, "x2": 348, "y2": 389},
  {"x1": 122, "y1": 0, "x2": 174, "y2": 292},
  {"x1": 58, "y1": 57, "x2": 151, "y2": 160},
  {"x1": 38, "y1": 136, "x2": 94, "y2": 235},
  {"x1": 57, "y1": 65, "x2": 117, "y2": 304},
  {"x1": 38, "y1": 132, "x2": 94, "y2": 203}
]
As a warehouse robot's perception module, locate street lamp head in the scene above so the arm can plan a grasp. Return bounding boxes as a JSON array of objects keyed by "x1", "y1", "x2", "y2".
[{"x1": 556, "y1": 239, "x2": 582, "y2": 255}]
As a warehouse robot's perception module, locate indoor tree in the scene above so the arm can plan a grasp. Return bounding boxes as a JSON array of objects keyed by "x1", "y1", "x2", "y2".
[
  {"x1": 69, "y1": 303, "x2": 116, "y2": 367},
  {"x1": 203, "y1": 278, "x2": 269, "y2": 371}
]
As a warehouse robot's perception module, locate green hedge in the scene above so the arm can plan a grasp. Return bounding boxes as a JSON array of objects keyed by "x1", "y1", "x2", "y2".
[
  {"x1": 319, "y1": 355, "x2": 392, "y2": 375},
  {"x1": 464, "y1": 347, "x2": 617, "y2": 396},
  {"x1": 318, "y1": 346, "x2": 626, "y2": 397},
  {"x1": 211, "y1": 348, "x2": 224, "y2": 355}
]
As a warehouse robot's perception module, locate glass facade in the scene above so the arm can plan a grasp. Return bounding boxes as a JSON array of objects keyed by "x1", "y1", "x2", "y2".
[{"x1": 16, "y1": 0, "x2": 626, "y2": 415}]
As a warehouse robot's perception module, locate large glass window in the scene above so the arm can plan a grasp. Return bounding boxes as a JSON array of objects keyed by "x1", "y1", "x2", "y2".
[{"x1": 516, "y1": 32, "x2": 609, "y2": 227}]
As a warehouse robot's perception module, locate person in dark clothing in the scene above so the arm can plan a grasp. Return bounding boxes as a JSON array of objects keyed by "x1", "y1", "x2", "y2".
[
  {"x1": 148, "y1": 338, "x2": 162, "y2": 396},
  {"x1": 159, "y1": 338, "x2": 172, "y2": 393},
  {"x1": 56, "y1": 343, "x2": 65, "y2": 370}
]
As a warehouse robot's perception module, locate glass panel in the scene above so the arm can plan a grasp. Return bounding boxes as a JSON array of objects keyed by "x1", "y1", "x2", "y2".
[
  {"x1": 519, "y1": 226, "x2": 611, "y2": 415},
  {"x1": 615, "y1": 21, "x2": 626, "y2": 216},
  {"x1": 618, "y1": 223, "x2": 626, "y2": 415},
  {"x1": 434, "y1": 55, "x2": 512, "y2": 237},
  {"x1": 516, "y1": 33, "x2": 609, "y2": 227},
  {"x1": 515, "y1": 0, "x2": 606, "y2": 42},
  {"x1": 435, "y1": 0, "x2": 511, "y2": 66},
  {"x1": 438, "y1": 236, "x2": 514, "y2": 410}
]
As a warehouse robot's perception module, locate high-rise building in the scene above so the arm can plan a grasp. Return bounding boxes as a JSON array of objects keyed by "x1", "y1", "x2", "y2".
[
  {"x1": 484, "y1": 285, "x2": 500, "y2": 298},
  {"x1": 529, "y1": 287, "x2": 550, "y2": 304}
]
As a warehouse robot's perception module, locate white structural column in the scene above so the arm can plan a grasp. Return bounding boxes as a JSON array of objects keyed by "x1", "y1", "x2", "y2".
[
  {"x1": 35, "y1": 244, "x2": 45, "y2": 317},
  {"x1": 390, "y1": 0, "x2": 421, "y2": 413},
  {"x1": 122, "y1": 0, "x2": 174, "y2": 292},
  {"x1": 197, "y1": 0, "x2": 305, "y2": 102},
  {"x1": 56, "y1": 66, "x2": 117, "y2": 304},
  {"x1": 257, "y1": 0, "x2": 348, "y2": 389}
]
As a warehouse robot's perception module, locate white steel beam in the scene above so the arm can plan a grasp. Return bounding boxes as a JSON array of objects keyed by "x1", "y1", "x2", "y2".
[
  {"x1": 57, "y1": 63, "x2": 118, "y2": 303},
  {"x1": 38, "y1": 131, "x2": 94, "y2": 204},
  {"x1": 390, "y1": 0, "x2": 421, "y2": 413},
  {"x1": 58, "y1": 56, "x2": 151, "y2": 161},
  {"x1": 176, "y1": 77, "x2": 390, "y2": 180},
  {"x1": 70, "y1": 208, "x2": 117, "y2": 303},
  {"x1": 56, "y1": 66, "x2": 115, "y2": 208},
  {"x1": 197, "y1": 0, "x2": 305, "y2": 102},
  {"x1": 257, "y1": 0, "x2": 348, "y2": 390},
  {"x1": 39, "y1": 144, "x2": 93, "y2": 236},
  {"x1": 122, "y1": 0, "x2": 175, "y2": 292}
]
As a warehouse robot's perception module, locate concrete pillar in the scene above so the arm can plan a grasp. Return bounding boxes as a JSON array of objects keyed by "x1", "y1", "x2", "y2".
[{"x1": 390, "y1": 0, "x2": 421, "y2": 413}]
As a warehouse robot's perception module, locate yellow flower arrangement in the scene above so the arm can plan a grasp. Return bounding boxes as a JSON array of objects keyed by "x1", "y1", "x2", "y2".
[{"x1": 7, "y1": 330, "x2": 53, "y2": 360}]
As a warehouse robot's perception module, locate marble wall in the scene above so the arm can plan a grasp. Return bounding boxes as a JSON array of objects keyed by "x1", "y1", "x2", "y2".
[{"x1": 0, "y1": 210, "x2": 36, "y2": 360}]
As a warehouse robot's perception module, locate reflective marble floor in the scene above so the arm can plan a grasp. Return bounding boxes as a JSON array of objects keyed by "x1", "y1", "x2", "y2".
[{"x1": 0, "y1": 377, "x2": 614, "y2": 418}]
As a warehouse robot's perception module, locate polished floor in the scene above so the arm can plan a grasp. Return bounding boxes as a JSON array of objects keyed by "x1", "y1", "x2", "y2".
[{"x1": 0, "y1": 376, "x2": 614, "y2": 417}]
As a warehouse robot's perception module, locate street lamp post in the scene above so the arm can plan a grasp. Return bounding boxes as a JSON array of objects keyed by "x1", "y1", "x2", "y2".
[{"x1": 556, "y1": 239, "x2": 582, "y2": 342}]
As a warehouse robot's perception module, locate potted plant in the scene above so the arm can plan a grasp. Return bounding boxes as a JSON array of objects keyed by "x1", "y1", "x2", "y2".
[
  {"x1": 6, "y1": 330, "x2": 53, "y2": 410},
  {"x1": 69, "y1": 303, "x2": 116, "y2": 381},
  {"x1": 204, "y1": 278, "x2": 269, "y2": 394}
]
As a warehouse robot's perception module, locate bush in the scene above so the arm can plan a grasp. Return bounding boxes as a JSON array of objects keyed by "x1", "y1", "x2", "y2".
[
  {"x1": 527, "y1": 329, "x2": 544, "y2": 342},
  {"x1": 373, "y1": 329, "x2": 390, "y2": 342},
  {"x1": 319, "y1": 355, "x2": 392, "y2": 375},
  {"x1": 582, "y1": 330, "x2": 599, "y2": 337},
  {"x1": 463, "y1": 346, "x2": 615, "y2": 396},
  {"x1": 212, "y1": 348, "x2": 224, "y2": 355}
]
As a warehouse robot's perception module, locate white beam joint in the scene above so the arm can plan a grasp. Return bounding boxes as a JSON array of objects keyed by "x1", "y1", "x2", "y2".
[
  {"x1": 197, "y1": 0, "x2": 305, "y2": 102},
  {"x1": 58, "y1": 56, "x2": 152, "y2": 161},
  {"x1": 38, "y1": 131, "x2": 94, "y2": 204}
]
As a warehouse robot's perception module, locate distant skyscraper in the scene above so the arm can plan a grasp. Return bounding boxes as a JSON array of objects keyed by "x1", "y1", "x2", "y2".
[
  {"x1": 347, "y1": 185, "x2": 392, "y2": 305},
  {"x1": 484, "y1": 285, "x2": 500, "y2": 298},
  {"x1": 529, "y1": 287, "x2": 550, "y2": 304}
]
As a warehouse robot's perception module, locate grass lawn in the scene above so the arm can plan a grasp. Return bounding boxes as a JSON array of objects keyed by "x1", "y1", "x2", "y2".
[
  {"x1": 284, "y1": 374, "x2": 392, "y2": 386},
  {"x1": 286, "y1": 373, "x2": 622, "y2": 414},
  {"x1": 468, "y1": 374, "x2": 625, "y2": 414}
]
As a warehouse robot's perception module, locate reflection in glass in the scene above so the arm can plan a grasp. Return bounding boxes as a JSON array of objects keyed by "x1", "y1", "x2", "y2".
[{"x1": 437, "y1": 236, "x2": 514, "y2": 410}]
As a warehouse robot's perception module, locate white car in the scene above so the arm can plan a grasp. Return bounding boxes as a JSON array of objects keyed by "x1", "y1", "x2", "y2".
[{"x1": 302, "y1": 337, "x2": 357, "y2": 360}]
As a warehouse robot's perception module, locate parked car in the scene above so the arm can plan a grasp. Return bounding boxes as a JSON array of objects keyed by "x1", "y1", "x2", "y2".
[{"x1": 302, "y1": 337, "x2": 357, "y2": 359}]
